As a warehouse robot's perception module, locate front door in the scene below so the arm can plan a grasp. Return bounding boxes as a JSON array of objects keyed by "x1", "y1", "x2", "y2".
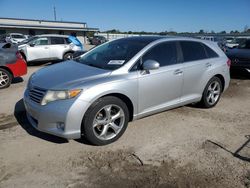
[
  {"x1": 27, "y1": 37, "x2": 50, "y2": 61},
  {"x1": 138, "y1": 41, "x2": 183, "y2": 116}
]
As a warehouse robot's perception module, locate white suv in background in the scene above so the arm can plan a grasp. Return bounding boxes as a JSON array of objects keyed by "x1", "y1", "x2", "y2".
[
  {"x1": 18, "y1": 34, "x2": 84, "y2": 63},
  {"x1": 5, "y1": 33, "x2": 27, "y2": 44}
]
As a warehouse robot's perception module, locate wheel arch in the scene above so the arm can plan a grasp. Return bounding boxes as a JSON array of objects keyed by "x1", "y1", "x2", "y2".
[
  {"x1": 0, "y1": 66, "x2": 13, "y2": 76},
  {"x1": 101, "y1": 93, "x2": 134, "y2": 122},
  {"x1": 63, "y1": 51, "x2": 74, "y2": 57},
  {"x1": 214, "y1": 74, "x2": 225, "y2": 92}
]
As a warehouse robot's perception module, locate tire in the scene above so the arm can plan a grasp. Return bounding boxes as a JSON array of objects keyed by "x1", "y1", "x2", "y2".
[
  {"x1": 63, "y1": 52, "x2": 73, "y2": 60},
  {"x1": 82, "y1": 96, "x2": 129, "y2": 146},
  {"x1": 0, "y1": 68, "x2": 12, "y2": 89},
  {"x1": 199, "y1": 77, "x2": 222, "y2": 108}
]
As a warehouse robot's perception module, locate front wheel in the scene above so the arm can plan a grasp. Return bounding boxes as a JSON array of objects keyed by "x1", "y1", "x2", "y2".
[
  {"x1": 0, "y1": 68, "x2": 12, "y2": 89},
  {"x1": 82, "y1": 96, "x2": 129, "y2": 145},
  {"x1": 199, "y1": 77, "x2": 222, "y2": 108}
]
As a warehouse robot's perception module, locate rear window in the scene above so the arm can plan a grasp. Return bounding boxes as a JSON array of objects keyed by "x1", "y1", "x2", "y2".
[
  {"x1": 203, "y1": 44, "x2": 218, "y2": 58},
  {"x1": 180, "y1": 41, "x2": 207, "y2": 62},
  {"x1": 50, "y1": 37, "x2": 65, "y2": 45}
]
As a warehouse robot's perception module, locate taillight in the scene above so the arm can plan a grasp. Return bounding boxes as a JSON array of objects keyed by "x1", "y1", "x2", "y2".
[
  {"x1": 16, "y1": 52, "x2": 23, "y2": 59},
  {"x1": 227, "y1": 59, "x2": 231, "y2": 67}
]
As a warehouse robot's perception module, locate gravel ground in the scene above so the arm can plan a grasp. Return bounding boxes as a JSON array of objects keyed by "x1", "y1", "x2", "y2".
[{"x1": 0, "y1": 63, "x2": 249, "y2": 188}]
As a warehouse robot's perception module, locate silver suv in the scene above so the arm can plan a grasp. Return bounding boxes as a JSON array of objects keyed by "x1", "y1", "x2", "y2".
[
  {"x1": 18, "y1": 34, "x2": 83, "y2": 63},
  {"x1": 24, "y1": 36, "x2": 230, "y2": 145}
]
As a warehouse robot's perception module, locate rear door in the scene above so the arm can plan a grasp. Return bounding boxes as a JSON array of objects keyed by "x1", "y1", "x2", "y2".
[
  {"x1": 138, "y1": 41, "x2": 183, "y2": 115},
  {"x1": 179, "y1": 41, "x2": 212, "y2": 102},
  {"x1": 27, "y1": 37, "x2": 50, "y2": 61},
  {"x1": 49, "y1": 37, "x2": 70, "y2": 60}
]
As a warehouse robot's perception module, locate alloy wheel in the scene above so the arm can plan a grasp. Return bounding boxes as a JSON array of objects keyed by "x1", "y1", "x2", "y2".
[
  {"x1": 92, "y1": 104, "x2": 125, "y2": 141},
  {"x1": 0, "y1": 70, "x2": 9, "y2": 88},
  {"x1": 206, "y1": 80, "x2": 221, "y2": 105}
]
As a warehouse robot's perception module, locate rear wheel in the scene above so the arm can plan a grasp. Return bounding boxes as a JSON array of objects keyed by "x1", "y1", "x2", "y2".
[
  {"x1": 200, "y1": 77, "x2": 222, "y2": 108},
  {"x1": 82, "y1": 96, "x2": 129, "y2": 145},
  {"x1": 63, "y1": 52, "x2": 73, "y2": 60},
  {"x1": 0, "y1": 68, "x2": 12, "y2": 89}
]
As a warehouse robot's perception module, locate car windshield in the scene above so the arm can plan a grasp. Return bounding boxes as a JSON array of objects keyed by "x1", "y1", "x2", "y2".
[
  {"x1": 11, "y1": 34, "x2": 25, "y2": 39},
  {"x1": 76, "y1": 38, "x2": 153, "y2": 70}
]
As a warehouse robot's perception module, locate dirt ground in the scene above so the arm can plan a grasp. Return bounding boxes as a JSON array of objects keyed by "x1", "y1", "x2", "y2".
[{"x1": 0, "y1": 67, "x2": 249, "y2": 188}]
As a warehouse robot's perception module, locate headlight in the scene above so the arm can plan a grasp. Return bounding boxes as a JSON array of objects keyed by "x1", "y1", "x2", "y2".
[{"x1": 41, "y1": 89, "x2": 82, "y2": 105}]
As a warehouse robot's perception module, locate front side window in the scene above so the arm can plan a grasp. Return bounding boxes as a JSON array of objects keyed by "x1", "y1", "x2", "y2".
[
  {"x1": 30, "y1": 37, "x2": 48, "y2": 46},
  {"x1": 180, "y1": 41, "x2": 207, "y2": 62},
  {"x1": 50, "y1": 37, "x2": 65, "y2": 45},
  {"x1": 76, "y1": 38, "x2": 153, "y2": 70},
  {"x1": 142, "y1": 42, "x2": 178, "y2": 67}
]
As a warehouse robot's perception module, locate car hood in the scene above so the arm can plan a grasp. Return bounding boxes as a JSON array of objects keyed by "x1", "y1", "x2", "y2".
[
  {"x1": 226, "y1": 48, "x2": 250, "y2": 59},
  {"x1": 30, "y1": 60, "x2": 111, "y2": 90}
]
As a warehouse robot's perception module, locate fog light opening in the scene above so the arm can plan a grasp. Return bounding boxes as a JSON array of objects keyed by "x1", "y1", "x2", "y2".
[{"x1": 57, "y1": 122, "x2": 65, "y2": 131}]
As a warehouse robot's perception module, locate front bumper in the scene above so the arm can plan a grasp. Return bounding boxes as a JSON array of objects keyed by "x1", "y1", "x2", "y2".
[{"x1": 23, "y1": 89, "x2": 90, "y2": 139}]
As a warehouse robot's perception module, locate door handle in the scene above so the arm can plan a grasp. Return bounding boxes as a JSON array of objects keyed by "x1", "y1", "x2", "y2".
[
  {"x1": 44, "y1": 47, "x2": 49, "y2": 49},
  {"x1": 206, "y1": 62, "x2": 212, "y2": 68},
  {"x1": 174, "y1": 69, "x2": 183, "y2": 75}
]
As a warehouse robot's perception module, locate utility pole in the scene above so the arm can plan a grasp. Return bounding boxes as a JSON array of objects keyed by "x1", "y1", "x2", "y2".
[{"x1": 53, "y1": 6, "x2": 57, "y2": 21}]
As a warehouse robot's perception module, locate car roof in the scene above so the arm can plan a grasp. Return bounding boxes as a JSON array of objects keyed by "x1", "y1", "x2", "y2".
[
  {"x1": 37, "y1": 34, "x2": 68, "y2": 38},
  {"x1": 113, "y1": 35, "x2": 213, "y2": 44}
]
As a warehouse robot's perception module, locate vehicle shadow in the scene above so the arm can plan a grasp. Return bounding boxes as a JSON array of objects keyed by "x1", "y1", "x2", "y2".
[
  {"x1": 207, "y1": 136, "x2": 250, "y2": 163},
  {"x1": 230, "y1": 69, "x2": 250, "y2": 80},
  {"x1": 14, "y1": 99, "x2": 68, "y2": 144},
  {"x1": 12, "y1": 77, "x2": 23, "y2": 84}
]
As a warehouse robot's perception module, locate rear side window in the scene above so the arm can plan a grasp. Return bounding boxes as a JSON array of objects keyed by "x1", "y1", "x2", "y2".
[
  {"x1": 203, "y1": 44, "x2": 218, "y2": 58},
  {"x1": 142, "y1": 42, "x2": 178, "y2": 67},
  {"x1": 180, "y1": 41, "x2": 207, "y2": 62},
  {"x1": 50, "y1": 37, "x2": 65, "y2": 45}
]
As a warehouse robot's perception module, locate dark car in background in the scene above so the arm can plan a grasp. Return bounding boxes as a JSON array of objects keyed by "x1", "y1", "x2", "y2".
[
  {"x1": 226, "y1": 39, "x2": 250, "y2": 74},
  {"x1": 89, "y1": 35, "x2": 107, "y2": 45},
  {"x1": 0, "y1": 43, "x2": 27, "y2": 88}
]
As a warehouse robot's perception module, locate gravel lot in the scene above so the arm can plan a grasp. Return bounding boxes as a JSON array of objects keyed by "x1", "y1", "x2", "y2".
[{"x1": 0, "y1": 62, "x2": 249, "y2": 187}]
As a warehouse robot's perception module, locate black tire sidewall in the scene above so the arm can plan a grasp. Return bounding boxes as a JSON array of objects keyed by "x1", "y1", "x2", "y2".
[
  {"x1": 0, "y1": 68, "x2": 12, "y2": 89},
  {"x1": 63, "y1": 53, "x2": 73, "y2": 60},
  {"x1": 201, "y1": 77, "x2": 222, "y2": 108},
  {"x1": 82, "y1": 96, "x2": 129, "y2": 146}
]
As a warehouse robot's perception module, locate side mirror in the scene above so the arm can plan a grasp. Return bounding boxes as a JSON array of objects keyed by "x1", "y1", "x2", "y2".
[
  {"x1": 142, "y1": 59, "x2": 160, "y2": 71},
  {"x1": 29, "y1": 43, "x2": 35, "y2": 47}
]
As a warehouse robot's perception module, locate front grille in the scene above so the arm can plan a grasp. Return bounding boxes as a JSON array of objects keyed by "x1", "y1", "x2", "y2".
[{"x1": 29, "y1": 87, "x2": 47, "y2": 104}]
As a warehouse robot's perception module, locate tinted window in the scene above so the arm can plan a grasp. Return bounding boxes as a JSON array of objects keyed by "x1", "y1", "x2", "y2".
[
  {"x1": 180, "y1": 41, "x2": 207, "y2": 62},
  {"x1": 65, "y1": 38, "x2": 71, "y2": 44},
  {"x1": 50, "y1": 37, "x2": 65, "y2": 45},
  {"x1": 32, "y1": 37, "x2": 48, "y2": 46},
  {"x1": 203, "y1": 44, "x2": 218, "y2": 58},
  {"x1": 238, "y1": 40, "x2": 250, "y2": 49},
  {"x1": 142, "y1": 42, "x2": 178, "y2": 67}
]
